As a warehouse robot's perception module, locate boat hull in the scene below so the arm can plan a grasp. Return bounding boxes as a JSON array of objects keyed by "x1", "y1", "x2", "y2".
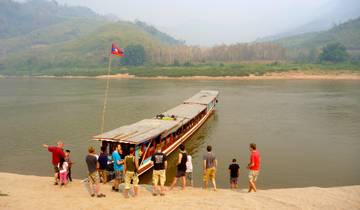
[{"x1": 137, "y1": 108, "x2": 215, "y2": 176}]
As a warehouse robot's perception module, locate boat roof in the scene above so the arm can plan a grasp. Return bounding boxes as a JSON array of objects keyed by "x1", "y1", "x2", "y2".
[
  {"x1": 183, "y1": 90, "x2": 219, "y2": 105},
  {"x1": 93, "y1": 119, "x2": 179, "y2": 144},
  {"x1": 93, "y1": 90, "x2": 218, "y2": 144},
  {"x1": 162, "y1": 103, "x2": 206, "y2": 124}
]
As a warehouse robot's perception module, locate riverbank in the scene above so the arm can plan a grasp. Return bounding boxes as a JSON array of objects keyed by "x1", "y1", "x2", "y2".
[
  {"x1": 0, "y1": 172, "x2": 359, "y2": 210},
  {"x1": 1, "y1": 71, "x2": 360, "y2": 80},
  {"x1": 2, "y1": 62, "x2": 360, "y2": 78},
  {"x1": 96, "y1": 71, "x2": 360, "y2": 80}
]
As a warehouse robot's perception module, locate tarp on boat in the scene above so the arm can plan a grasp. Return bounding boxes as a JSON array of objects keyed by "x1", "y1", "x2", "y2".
[
  {"x1": 183, "y1": 90, "x2": 219, "y2": 105},
  {"x1": 161, "y1": 103, "x2": 207, "y2": 124}
]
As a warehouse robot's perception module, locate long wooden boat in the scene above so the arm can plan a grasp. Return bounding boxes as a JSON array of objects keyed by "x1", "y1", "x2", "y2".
[{"x1": 93, "y1": 90, "x2": 219, "y2": 176}]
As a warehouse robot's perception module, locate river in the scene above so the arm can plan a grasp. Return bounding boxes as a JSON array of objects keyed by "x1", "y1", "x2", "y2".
[{"x1": 0, "y1": 78, "x2": 359, "y2": 189}]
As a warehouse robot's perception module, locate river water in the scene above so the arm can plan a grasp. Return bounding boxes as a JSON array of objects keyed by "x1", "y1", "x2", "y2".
[{"x1": 0, "y1": 78, "x2": 359, "y2": 189}]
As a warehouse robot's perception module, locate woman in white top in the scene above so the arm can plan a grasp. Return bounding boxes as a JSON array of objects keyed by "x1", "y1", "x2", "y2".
[
  {"x1": 186, "y1": 155, "x2": 193, "y2": 186},
  {"x1": 58, "y1": 157, "x2": 68, "y2": 186}
]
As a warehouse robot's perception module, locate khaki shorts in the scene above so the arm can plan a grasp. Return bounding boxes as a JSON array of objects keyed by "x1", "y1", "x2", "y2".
[
  {"x1": 114, "y1": 170, "x2": 124, "y2": 182},
  {"x1": 124, "y1": 171, "x2": 139, "y2": 189},
  {"x1": 203, "y1": 167, "x2": 216, "y2": 182},
  {"x1": 98, "y1": 169, "x2": 108, "y2": 183},
  {"x1": 248, "y1": 170, "x2": 259, "y2": 182},
  {"x1": 88, "y1": 171, "x2": 100, "y2": 184},
  {"x1": 153, "y1": 170, "x2": 166, "y2": 186}
]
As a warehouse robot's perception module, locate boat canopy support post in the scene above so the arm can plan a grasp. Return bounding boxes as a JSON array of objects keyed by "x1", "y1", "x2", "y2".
[{"x1": 140, "y1": 139, "x2": 153, "y2": 166}]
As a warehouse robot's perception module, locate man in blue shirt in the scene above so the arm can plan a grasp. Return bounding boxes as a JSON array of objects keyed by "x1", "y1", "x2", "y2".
[{"x1": 112, "y1": 144, "x2": 124, "y2": 192}]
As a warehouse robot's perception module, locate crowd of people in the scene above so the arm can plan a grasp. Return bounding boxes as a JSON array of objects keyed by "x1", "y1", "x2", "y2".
[{"x1": 42, "y1": 141, "x2": 261, "y2": 198}]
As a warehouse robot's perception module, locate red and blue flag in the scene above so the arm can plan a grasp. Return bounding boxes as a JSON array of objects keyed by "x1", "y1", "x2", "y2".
[{"x1": 111, "y1": 43, "x2": 125, "y2": 56}]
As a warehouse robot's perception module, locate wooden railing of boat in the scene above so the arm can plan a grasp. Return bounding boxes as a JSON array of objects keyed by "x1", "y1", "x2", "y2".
[{"x1": 137, "y1": 107, "x2": 216, "y2": 176}]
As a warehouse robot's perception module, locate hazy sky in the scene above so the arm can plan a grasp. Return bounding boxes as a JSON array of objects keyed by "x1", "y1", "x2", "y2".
[{"x1": 44, "y1": 0, "x2": 359, "y2": 45}]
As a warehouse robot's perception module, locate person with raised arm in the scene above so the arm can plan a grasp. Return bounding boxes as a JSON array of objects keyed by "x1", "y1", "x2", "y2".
[{"x1": 42, "y1": 141, "x2": 65, "y2": 185}]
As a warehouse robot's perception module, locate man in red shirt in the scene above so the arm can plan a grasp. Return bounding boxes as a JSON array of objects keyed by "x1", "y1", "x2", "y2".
[
  {"x1": 247, "y1": 143, "x2": 260, "y2": 192},
  {"x1": 43, "y1": 141, "x2": 65, "y2": 185}
]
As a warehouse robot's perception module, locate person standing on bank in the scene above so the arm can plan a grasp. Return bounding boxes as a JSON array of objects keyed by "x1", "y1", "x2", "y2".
[
  {"x1": 151, "y1": 144, "x2": 167, "y2": 196},
  {"x1": 112, "y1": 144, "x2": 123, "y2": 192},
  {"x1": 203, "y1": 145, "x2": 217, "y2": 191},
  {"x1": 58, "y1": 157, "x2": 68, "y2": 186},
  {"x1": 98, "y1": 146, "x2": 108, "y2": 184},
  {"x1": 186, "y1": 154, "x2": 193, "y2": 187},
  {"x1": 123, "y1": 147, "x2": 139, "y2": 198},
  {"x1": 170, "y1": 144, "x2": 187, "y2": 190},
  {"x1": 85, "y1": 146, "x2": 105, "y2": 197},
  {"x1": 228, "y1": 158, "x2": 240, "y2": 189},
  {"x1": 247, "y1": 143, "x2": 261, "y2": 193},
  {"x1": 42, "y1": 141, "x2": 65, "y2": 185},
  {"x1": 64, "y1": 149, "x2": 73, "y2": 182}
]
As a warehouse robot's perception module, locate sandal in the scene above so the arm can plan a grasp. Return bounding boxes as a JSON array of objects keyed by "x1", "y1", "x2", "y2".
[{"x1": 97, "y1": 193, "x2": 106, "y2": 198}]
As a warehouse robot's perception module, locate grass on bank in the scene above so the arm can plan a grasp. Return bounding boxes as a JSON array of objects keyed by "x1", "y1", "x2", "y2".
[{"x1": 1, "y1": 62, "x2": 360, "y2": 77}]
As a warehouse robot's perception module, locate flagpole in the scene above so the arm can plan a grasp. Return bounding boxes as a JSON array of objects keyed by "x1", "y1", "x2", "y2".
[{"x1": 100, "y1": 50, "x2": 113, "y2": 134}]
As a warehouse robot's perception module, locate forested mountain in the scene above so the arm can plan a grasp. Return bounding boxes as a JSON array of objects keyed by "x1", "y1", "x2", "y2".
[
  {"x1": 0, "y1": 0, "x2": 185, "y2": 75},
  {"x1": 0, "y1": 0, "x2": 98, "y2": 38},
  {"x1": 135, "y1": 20, "x2": 185, "y2": 46},
  {"x1": 1, "y1": 0, "x2": 357, "y2": 76},
  {"x1": 275, "y1": 17, "x2": 360, "y2": 50},
  {"x1": 272, "y1": 17, "x2": 360, "y2": 60},
  {"x1": 2, "y1": 21, "x2": 176, "y2": 75},
  {"x1": 0, "y1": 0, "x2": 289, "y2": 75},
  {"x1": 258, "y1": 0, "x2": 360, "y2": 42}
]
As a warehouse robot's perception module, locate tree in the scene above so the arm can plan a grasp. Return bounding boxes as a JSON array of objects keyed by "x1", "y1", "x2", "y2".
[
  {"x1": 121, "y1": 44, "x2": 146, "y2": 66},
  {"x1": 172, "y1": 59, "x2": 180, "y2": 66},
  {"x1": 307, "y1": 48, "x2": 319, "y2": 63},
  {"x1": 319, "y1": 43, "x2": 349, "y2": 63}
]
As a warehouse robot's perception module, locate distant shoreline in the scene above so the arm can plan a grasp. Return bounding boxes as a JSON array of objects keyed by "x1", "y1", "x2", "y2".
[
  {"x1": 1, "y1": 71, "x2": 360, "y2": 80},
  {"x1": 96, "y1": 72, "x2": 360, "y2": 80}
]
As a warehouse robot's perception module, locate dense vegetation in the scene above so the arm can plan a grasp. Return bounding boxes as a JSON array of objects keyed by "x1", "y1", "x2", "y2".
[
  {"x1": 319, "y1": 43, "x2": 349, "y2": 63},
  {"x1": 110, "y1": 63, "x2": 360, "y2": 78},
  {"x1": 121, "y1": 44, "x2": 146, "y2": 66},
  {"x1": 274, "y1": 17, "x2": 360, "y2": 62},
  {"x1": 0, "y1": 0, "x2": 98, "y2": 38},
  {"x1": 134, "y1": 20, "x2": 184, "y2": 46}
]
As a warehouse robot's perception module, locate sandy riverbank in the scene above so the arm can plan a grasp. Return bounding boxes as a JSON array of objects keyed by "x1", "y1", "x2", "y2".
[
  {"x1": 1, "y1": 72, "x2": 360, "y2": 80},
  {"x1": 95, "y1": 72, "x2": 360, "y2": 80},
  {"x1": 0, "y1": 172, "x2": 359, "y2": 210}
]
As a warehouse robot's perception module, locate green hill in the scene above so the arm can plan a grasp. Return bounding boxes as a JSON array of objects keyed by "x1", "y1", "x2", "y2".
[
  {"x1": 275, "y1": 17, "x2": 360, "y2": 51},
  {"x1": 0, "y1": 0, "x2": 98, "y2": 38},
  {"x1": 0, "y1": 0, "x2": 183, "y2": 75},
  {"x1": 2, "y1": 21, "x2": 177, "y2": 75},
  {"x1": 0, "y1": 18, "x2": 106, "y2": 57}
]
